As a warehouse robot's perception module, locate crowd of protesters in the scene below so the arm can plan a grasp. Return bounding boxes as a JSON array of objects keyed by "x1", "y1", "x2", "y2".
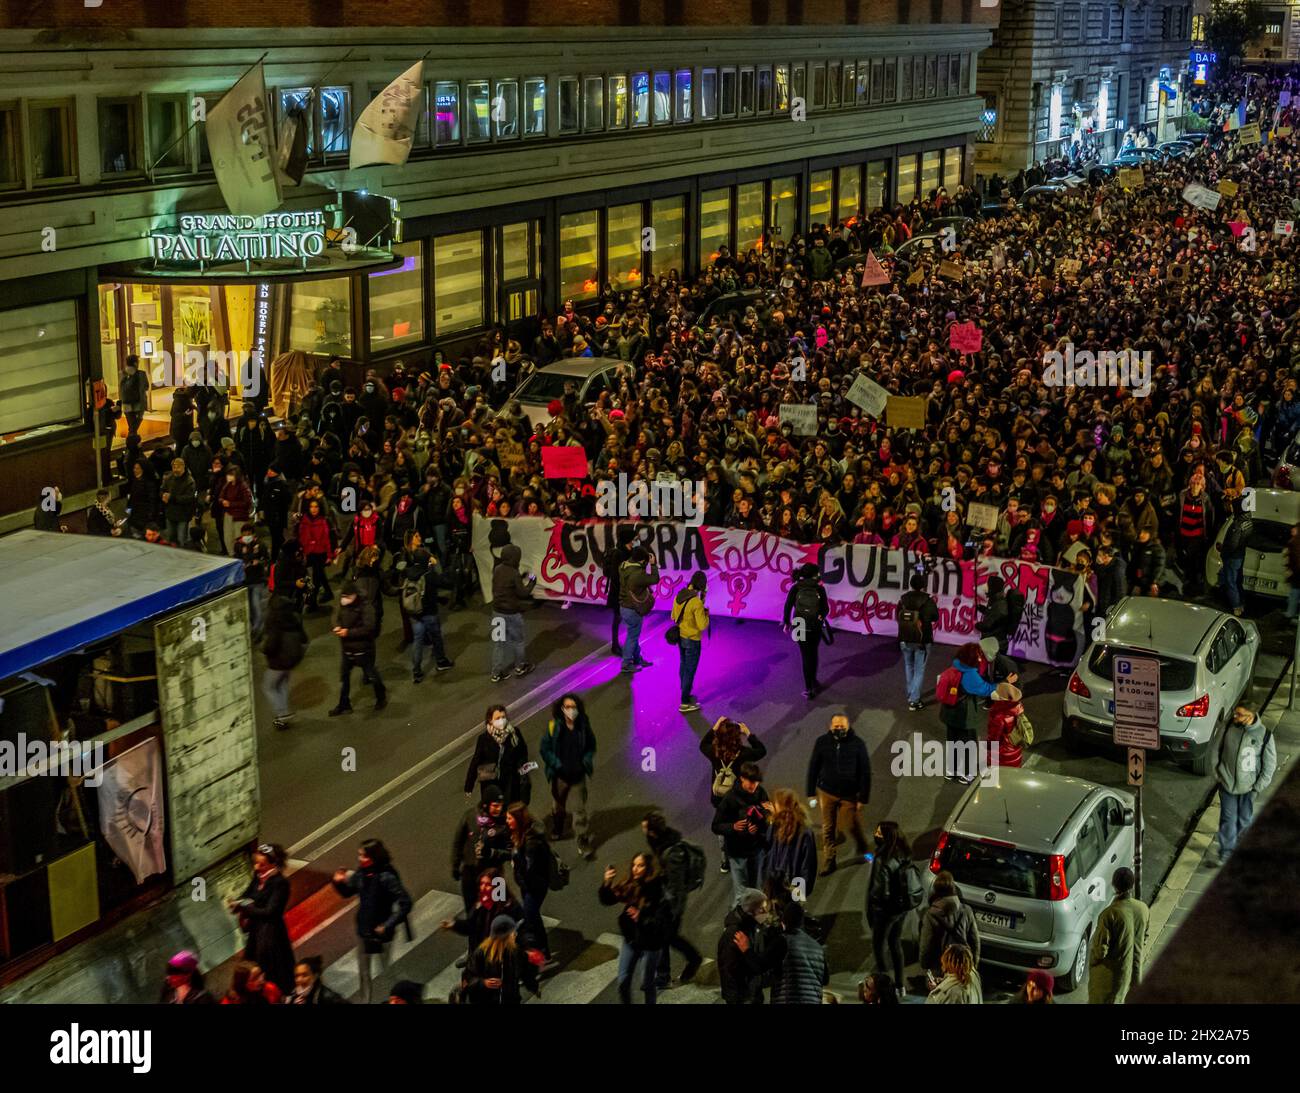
[{"x1": 116, "y1": 65, "x2": 1300, "y2": 1004}]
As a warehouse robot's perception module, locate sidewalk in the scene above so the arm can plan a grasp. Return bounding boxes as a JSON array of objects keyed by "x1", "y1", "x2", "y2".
[{"x1": 1144, "y1": 661, "x2": 1299, "y2": 968}]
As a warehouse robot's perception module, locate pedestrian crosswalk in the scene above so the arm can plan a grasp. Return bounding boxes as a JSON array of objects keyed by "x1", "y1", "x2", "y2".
[{"x1": 318, "y1": 887, "x2": 720, "y2": 1004}]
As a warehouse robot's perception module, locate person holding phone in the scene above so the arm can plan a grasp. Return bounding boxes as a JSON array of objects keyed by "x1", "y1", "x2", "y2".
[{"x1": 671, "y1": 571, "x2": 710, "y2": 712}]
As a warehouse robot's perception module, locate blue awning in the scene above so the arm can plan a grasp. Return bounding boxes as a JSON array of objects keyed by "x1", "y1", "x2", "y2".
[{"x1": 0, "y1": 530, "x2": 244, "y2": 681}]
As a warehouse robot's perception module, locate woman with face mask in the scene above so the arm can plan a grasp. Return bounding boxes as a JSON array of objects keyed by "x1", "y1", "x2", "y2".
[{"x1": 463, "y1": 704, "x2": 532, "y2": 807}]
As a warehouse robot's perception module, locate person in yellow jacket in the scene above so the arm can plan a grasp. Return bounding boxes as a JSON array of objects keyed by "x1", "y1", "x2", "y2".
[{"x1": 672, "y1": 572, "x2": 710, "y2": 712}]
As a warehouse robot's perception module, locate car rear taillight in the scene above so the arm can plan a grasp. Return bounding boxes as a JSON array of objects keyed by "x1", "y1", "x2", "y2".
[
  {"x1": 930, "y1": 831, "x2": 949, "y2": 874},
  {"x1": 1068, "y1": 672, "x2": 1091, "y2": 698},
  {"x1": 1049, "y1": 853, "x2": 1069, "y2": 901},
  {"x1": 1176, "y1": 694, "x2": 1210, "y2": 718},
  {"x1": 1274, "y1": 466, "x2": 1291, "y2": 488}
]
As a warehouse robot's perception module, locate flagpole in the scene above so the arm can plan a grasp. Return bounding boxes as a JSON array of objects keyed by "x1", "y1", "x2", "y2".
[{"x1": 148, "y1": 51, "x2": 270, "y2": 177}]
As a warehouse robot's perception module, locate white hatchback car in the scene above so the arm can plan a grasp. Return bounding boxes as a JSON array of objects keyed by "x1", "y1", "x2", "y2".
[
  {"x1": 929, "y1": 768, "x2": 1136, "y2": 992},
  {"x1": 1061, "y1": 597, "x2": 1259, "y2": 775},
  {"x1": 1204, "y1": 487, "x2": 1300, "y2": 599}
]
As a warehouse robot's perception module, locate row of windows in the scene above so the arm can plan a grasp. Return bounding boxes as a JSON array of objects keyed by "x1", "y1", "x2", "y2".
[{"x1": 0, "y1": 52, "x2": 974, "y2": 189}]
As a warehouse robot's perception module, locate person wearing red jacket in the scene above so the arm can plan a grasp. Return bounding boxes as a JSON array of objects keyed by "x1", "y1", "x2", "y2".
[
  {"x1": 339, "y1": 503, "x2": 382, "y2": 576},
  {"x1": 218, "y1": 466, "x2": 254, "y2": 557},
  {"x1": 987, "y1": 682, "x2": 1025, "y2": 769},
  {"x1": 296, "y1": 498, "x2": 336, "y2": 610}
]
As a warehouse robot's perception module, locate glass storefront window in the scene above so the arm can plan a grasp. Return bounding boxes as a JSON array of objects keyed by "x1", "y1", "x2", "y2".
[
  {"x1": 147, "y1": 95, "x2": 189, "y2": 171},
  {"x1": 501, "y1": 221, "x2": 532, "y2": 282},
  {"x1": 559, "y1": 77, "x2": 579, "y2": 133},
  {"x1": 320, "y1": 87, "x2": 351, "y2": 154},
  {"x1": 808, "y1": 169, "x2": 833, "y2": 227},
  {"x1": 739, "y1": 68, "x2": 755, "y2": 115},
  {"x1": 433, "y1": 230, "x2": 484, "y2": 335},
  {"x1": 699, "y1": 187, "x2": 731, "y2": 264},
  {"x1": 650, "y1": 196, "x2": 684, "y2": 276},
  {"x1": 921, "y1": 149, "x2": 941, "y2": 198},
  {"x1": 98, "y1": 284, "x2": 121, "y2": 401},
  {"x1": 608, "y1": 75, "x2": 628, "y2": 129},
  {"x1": 837, "y1": 165, "x2": 861, "y2": 223},
  {"x1": 653, "y1": 72, "x2": 671, "y2": 124},
  {"x1": 896, "y1": 153, "x2": 918, "y2": 204},
  {"x1": 943, "y1": 145, "x2": 963, "y2": 192},
  {"x1": 289, "y1": 276, "x2": 352, "y2": 357},
  {"x1": 559, "y1": 210, "x2": 600, "y2": 301},
  {"x1": 466, "y1": 80, "x2": 491, "y2": 142},
  {"x1": 775, "y1": 65, "x2": 789, "y2": 112},
  {"x1": 606, "y1": 202, "x2": 644, "y2": 289},
  {"x1": 736, "y1": 181, "x2": 764, "y2": 256},
  {"x1": 99, "y1": 98, "x2": 142, "y2": 175},
  {"x1": 675, "y1": 69, "x2": 692, "y2": 122},
  {"x1": 524, "y1": 77, "x2": 546, "y2": 136},
  {"x1": 434, "y1": 81, "x2": 461, "y2": 144},
  {"x1": 632, "y1": 72, "x2": 650, "y2": 126},
  {"x1": 720, "y1": 68, "x2": 737, "y2": 116},
  {"x1": 701, "y1": 68, "x2": 718, "y2": 120},
  {"x1": 583, "y1": 76, "x2": 604, "y2": 131},
  {"x1": 0, "y1": 300, "x2": 81, "y2": 439},
  {"x1": 867, "y1": 160, "x2": 888, "y2": 211},
  {"x1": 369, "y1": 240, "x2": 425, "y2": 351},
  {"x1": 493, "y1": 79, "x2": 519, "y2": 139},
  {"x1": 757, "y1": 67, "x2": 773, "y2": 113},
  {"x1": 769, "y1": 175, "x2": 798, "y2": 245}
]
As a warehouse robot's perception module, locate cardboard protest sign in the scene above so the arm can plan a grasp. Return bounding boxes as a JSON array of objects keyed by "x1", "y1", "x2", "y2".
[
  {"x1": 1274, "y1": 220, "x2": 1295, "y2": 237},
  {"x1": 938, "y1": 260, "x2": 964, "y2": 281},
  {"x1": 1238, "y1": 122, "x2": 1261, "y2": 146},
  {"x1": 860, "y1": 250, "x2": 890, "y2": 287},
  {"x1": 846, "y1": 374, "x2": 889, "y2": 418},
  {"x1": 498, "y1": 437, "x2": 526, "y2": 470},
  {"x1": 906, "y1": 268, "x2": 925, "y2": 286},
  {"x1": 1182, "y1": 183, "x2": 1221, "y2": 210},
  {"x1": 966, "y1": 502, "x2": 1001, "y2": 531},
  {"x1": 1218, "y1": 179, "x2": 1239, "y2": 197},
  {"x1": 1118, "y1": 166, "x2": 1144, "y2": 189},
  {"x1": 886, "y1": 396, "x2": 927, "y2": 429}
]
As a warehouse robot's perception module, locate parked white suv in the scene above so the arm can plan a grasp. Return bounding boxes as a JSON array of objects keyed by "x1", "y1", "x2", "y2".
[
  {"x1": 1204, "y1": 487, "x2": 1300, "y2": 599},
  {"x1": 929, "y1": 768, "x2": 1136, "y2": 992},
  {"x1": 1061, "y1": 597, "x2": 1259, "y2": 775}
]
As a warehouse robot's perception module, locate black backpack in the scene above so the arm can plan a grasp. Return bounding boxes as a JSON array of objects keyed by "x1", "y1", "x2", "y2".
[
  {"x1": 793, "y1": 580, "x2": 821, "y2": 620},
  {"x1": 897, "y1": 597, "x2": 925, "y2": 644},
  {"x1": 1004, "y1": 589, "x2": 1026, "y2": 638},
  {"x1": 667, "y1": 839, "x2": 707, "y2": 894},
  {"x1": 545, "y1": 842, "x2": 571, "y2": 891}
]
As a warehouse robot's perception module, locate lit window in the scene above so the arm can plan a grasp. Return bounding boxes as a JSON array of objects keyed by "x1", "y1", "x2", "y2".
[
  {"x1": 896, "y1": 153, "x2": 918, "y2": 204},
  {"x1": 559, "y1": 210, "x2": 600, "y2": 301},
  {"x1": 289, "y1": 277, "x2": 351, "y2": 357},
  {"x1": 736, "y1": 181, "x2": 764, "y2": 254},
  {"x1": 653, "y1": 72, "x2": 672, "y2": 124},
  {"x1": 500, "y1": 221, "x2": 533, "y2": 283},
  {"x1": 856, "y1": 60, "x2": 869, "y2": 103},
  {"x1": 523, "y1": 77, "x2": 546, "y2": 136},
  {"x1": 866, "y1": 161, "x2": 887, "y2": 210},
  {"x1": 842, "y1": 63, "x2": 856, "y2": 105},
  {"x1": 701, "y1": 68, "x2": 718, "y2": 120},
  {"x1": 769, "y1": 176, "x2": 798, "y2": 243},
  {"x1": 368, "y1": 241, "x2": 425, "y2": 350},
  {"x1": 943, "y1": 146, "x2": 962, "y2": 193},
  {"x1": 466, "y1": 80, "x2": 491, "y2": 142},
  {"x1": 433, "y1": 230, "x2": 484, "y2": 335},
  {"x1": 978, "y1": 96, "x2": 998, "y2": 143},
  {"x1": 699, "y1": 187, "x2": 731, "y2": 263},
  {"x1": 493, "y1": 79, "x2": 519, "y2": 139},
  {"x1": 0, "y1": 301, "x2": 82, "y2": 439},
  {"x1": 675, "y1": 69, "x2": 693, "y2": 123},
  {"x1": 808, "y1": 169, "x2": 832, "y2": 226},
  {"x1": 791, "y1": 63, "x2": 806, "y2": 107},
  {"x1": 608, "y1": 75, "x2": 628, "y2": 129},
  {"x1": 828, "y1": 62, "x2": 841, "y2": 107},
  {"x1": 606, "y1": 203, "x2": 644, "y2": 289},
  {"x1": 279, "y1": 88, "x2": 314, "y2": 154},
  {"x1": 650, "y1": 196, "x2": 685, "y2": 275},
  {"x1": 434, "y1": 81, "x2": 461, "y2": 145},
  {"x1": 837, "y1": 165, "x2": 861, "y2": 223},
  {"x1": 319, "y1": 87, "x2": 351, "y2": 154},
  {"x1": 775, "y1": 65, "x2": 790, "y2": 112},
  {"x1": 757, "y1": 67, "x2": 773, "y2": 113},
  {"x1": 632, "y1": 72, "x2": 650, "y2": 127},
  {"x1": 1049, "y1": 84, "x2": 1063, "y2": 141}
]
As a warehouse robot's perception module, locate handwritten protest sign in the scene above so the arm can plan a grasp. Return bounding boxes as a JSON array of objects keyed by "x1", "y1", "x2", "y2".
[
  {"x1": 949, "y1": 322, "x2": 983, "y2": 354},
  {"x1": 846, "y1": 374, "x2": 889, "y2": 418},
  {"x1": 778, "y1": 402, "x2": 818, "y2": 436}
]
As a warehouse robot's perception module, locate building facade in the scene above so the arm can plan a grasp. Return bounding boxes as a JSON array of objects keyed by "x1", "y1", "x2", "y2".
[
  {"x1": 0, "y1": 3, "x2": 995, "y2": 520},
  {"x1": 975, "y1": 0, "x2": 1196, "y2": 176}
]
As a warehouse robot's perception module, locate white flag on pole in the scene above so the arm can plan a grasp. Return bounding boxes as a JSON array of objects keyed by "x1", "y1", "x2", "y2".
[
  {"x1": 206, "y1": 62, "x2": 282, "y2": 217},
  {"x1": 350, "y1": 61, "x2": 425, "y2": 170},
  {"x1": 95, "y1": 737, "x2": 166, "y2": 885}
]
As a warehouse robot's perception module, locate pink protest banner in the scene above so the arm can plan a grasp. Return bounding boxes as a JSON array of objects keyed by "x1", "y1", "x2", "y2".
[
  {"x1": 949, "y1": 321, "x2": 983, "y2": 354},
  {"x1": 472, "y1": 516, "x2": 1085, "y2": 666},
  {"x1": 860, "y1": 250, "x2": 890, "y2": 287},
  {"x1": 541, "y1": 444, "x2": 589, "y2": 479},
  {"x1": 1229, "y1": 221, "x2": 1248, "y2": 237}
]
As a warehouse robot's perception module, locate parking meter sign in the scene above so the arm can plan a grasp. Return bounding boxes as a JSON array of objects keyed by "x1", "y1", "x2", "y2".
[{"x1": 1112, "y1": 655, "x2": 1161, "y2": 749}]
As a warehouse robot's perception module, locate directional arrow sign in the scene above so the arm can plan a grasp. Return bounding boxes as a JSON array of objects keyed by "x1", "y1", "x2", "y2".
[{"x1": 1128, "y1": 747, "x2": 1145, "y2": 787}]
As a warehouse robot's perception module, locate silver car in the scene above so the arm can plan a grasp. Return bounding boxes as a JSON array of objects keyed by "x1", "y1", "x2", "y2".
[
  {"x1": 1061, "y1": 596, "x2": 1259, "y2": 775},
  {"x1": 929, "y1": 768, "x2": 1136, "y2": 991},
  {"x1": 510, "y1": 357, "x2": 629, "y2": 429}
]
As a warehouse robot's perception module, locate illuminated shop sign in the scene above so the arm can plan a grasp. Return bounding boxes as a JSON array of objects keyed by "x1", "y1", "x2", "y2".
[{"x1": 151, "y1": 211, "x2": 326, "y2": 263}]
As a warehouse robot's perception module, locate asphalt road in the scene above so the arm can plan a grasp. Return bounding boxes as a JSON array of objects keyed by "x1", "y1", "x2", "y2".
[{"x1": 252, "y1": 586, "x2": 1294, "y2": 1004}]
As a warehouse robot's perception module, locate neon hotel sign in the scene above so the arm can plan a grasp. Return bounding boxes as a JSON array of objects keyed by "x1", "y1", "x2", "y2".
[{"x1": 151, "y1": 211, "x2": 326, "y2": 263}]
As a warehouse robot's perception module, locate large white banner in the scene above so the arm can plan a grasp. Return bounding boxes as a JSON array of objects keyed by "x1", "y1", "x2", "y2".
[
  {"x1": 206, "y1": 63, "x2": 283, "y2": 217},
  {"x1": 350, "y1": 60, "x2": 425, "y2": 170},
  {"x1": 473, "y1": 517, "x2": 1087, "y2": 666},
  {"x1": 95, "y1": 737, "x2": 166, "y2": 885}
]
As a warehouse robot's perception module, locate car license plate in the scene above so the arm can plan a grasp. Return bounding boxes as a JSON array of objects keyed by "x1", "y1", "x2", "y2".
[
  {"x1": 1247, "y1": 576, "x2": 1277, "y2": 590},
  {"x1": 976, "y1": 910, "x2": 1014, "y2": 930},
  {"x1": 1108, "y1": 699, "x2": 1116, "y2": 714}
]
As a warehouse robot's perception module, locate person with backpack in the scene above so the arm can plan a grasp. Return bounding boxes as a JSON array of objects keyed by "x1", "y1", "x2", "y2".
[
  {"x1": 464, "y1": 704, "x2": 533, "y2": 807},
  {"x1": 897, "y1": 571, "x2": 941, "y2": 712},
  {"x1": 987, "y1": 681, "x2": 1029, "y2": 768},
  {"x1": 403, "y1": 547, "x2": 454, "y2": 682},
  {"x1": 768, "y1": 901, "x2": 829, "y2": 1005},
  {"x1": 783, "y1": 562, "x2": 829, "y2": 698},
  {"x1": 976, "y1": 574, "x2": 1022, "y2": 655},
  {"x1": 539, "y1": 693, "x2": 597, "y2": 859},
  {"x1": 711, "y1": 761, "x2": 772, "y2": 903},
  {"x1": 936, "y1": 642, "x2": 999, "y2": 783},
  {"x1": 331, "y1": 839, "x2": 413, "y2": 1004},
  {"x1": 701, "y1": 718, "x2": 767, "y2": 875},
  {"x1": 599, "y1": 852, "x2": 675, "y2": 1004},
  {"x1": 602, "y1": 527, "x2": 636, "y2": 656},
  {"x1": 261, "y1": 593, "x2": 308, "y2": 731},
  {"x1": 866, "y1": 821, "x2": 923, "y2": 995},
  {"x1": 490, "y1": 543, "x2": 537, "y2": 683},
  {"x1": 1216, "y1": 497, "x2": 1254, "y2": 617},
  {"x1": 618, "y1": 545, "x2": 659, "y2": 674},
  {"x1": 329, "y1": 580, "x2": 386, "y2": 716},
  {"x1": 506, "y1": 803, "x2": 558, "y2": 968},
  {"x1": 918, "y1": 870, "x2": 981, "y2": 985},
  {"x1": 642, "y1": 810, "x2": 704, "y2": 989},
  {"x1": 805, "y1": 713, "x2": 872, "y2": 876},
  {"x1": 670, "y1": 571, "x2": 710, "y2": 712}
]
